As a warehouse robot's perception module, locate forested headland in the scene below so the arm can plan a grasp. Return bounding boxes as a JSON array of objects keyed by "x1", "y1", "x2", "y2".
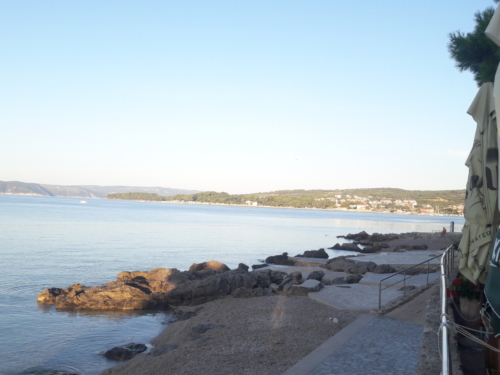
[{"x1": 107, "y1": 188, "x2": 466, "y2": 215}]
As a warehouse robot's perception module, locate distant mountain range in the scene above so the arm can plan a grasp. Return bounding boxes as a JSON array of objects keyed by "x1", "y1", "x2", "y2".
[{"x1": 0, "y1": 181, "x2": 199, "y2": 199}]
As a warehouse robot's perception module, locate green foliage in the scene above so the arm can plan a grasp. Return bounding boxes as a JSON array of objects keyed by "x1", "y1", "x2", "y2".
[
  {"x1": 108, "y1": 188, "x2": 465, "y2": 212},
  {"x1": 448, "y1": 6, "x2": 500, "y2": 86}
]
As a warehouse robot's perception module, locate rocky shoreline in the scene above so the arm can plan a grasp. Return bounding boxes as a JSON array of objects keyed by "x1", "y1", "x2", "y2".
[
  {"x1": 34, "y1": 231, "x2": 461, "y2": 375},
  {"x1": 37, "y1": 232, "x2": 422, "y2": 312}
]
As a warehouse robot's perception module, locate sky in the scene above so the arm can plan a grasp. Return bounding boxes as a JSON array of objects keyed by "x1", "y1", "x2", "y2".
[{"x1": 0, "y1": 1, "x2": 497, "y2": 194}]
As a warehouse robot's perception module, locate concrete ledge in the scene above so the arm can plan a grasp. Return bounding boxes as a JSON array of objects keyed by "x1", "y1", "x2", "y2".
[
  {"x1": 282, "y1": 314, "x2": 376, "y2": 375},
  {"x1": 360, "y1": 271, "x2": 440, "y2": 287},
  {"x1": 309, "y1": 283, "x2": 403, "y2": 310}
]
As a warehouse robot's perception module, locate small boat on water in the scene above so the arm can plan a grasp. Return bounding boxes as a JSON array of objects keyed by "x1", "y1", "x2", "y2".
[{"x1": 79, "y1": 200, "x2": 87, "y2": 204}]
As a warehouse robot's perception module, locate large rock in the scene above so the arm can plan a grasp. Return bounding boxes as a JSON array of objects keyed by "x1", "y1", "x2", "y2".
[
  {"x1": 344, "y1": 261, "x2": 376, "y2": 274},
  {"x1": 104, "y1": 343, "x2": 147, "y2": 360},
  {"x1": 288, "y1": 279, "x2": 322, "y2": 296},
  {"x1": 38, "y1": 261, "x2": 270, "y2": 310},
  {"x1": 189, "y1": 260, "x2": 230, "y2": 273},
  {"x1": 237, "y1": 263, "x2": 249, "y2": 271},
  {"x1": 322, "y1": 256, "x2": 376, "y2": 275},
  {"x1": 329, "y1": 243, "x2": 342, "y2": 250},
  {"x1": 278, "y1": 271, "x2": 302, "y2": 293},
  {"x1": 372, "y1": 264, "x2": 397, "y2": 274},
  {"x1": 307, "y1": 270, "x2": 325, "y2": 281},
  {"x1": 265, "y1": 253, "x2": 296, "y2": 266},
  {"x1": 251, "y1": 264, "x2": 268, "y2": 270},
  {"x1": 295, "y1": 248, "x2": 329, "y2": 259},
  {"x1": 36, "y1": 288, "x2": 68, "y2": 304},
  {"x1": 342, "y1": 231, "x2": 401, "y2": 243},
  {"x1": 54, "y1": 281, "x2": 159, "y2": 310},
  {"x1": 359, "y1": 246, "x2": 380, "y2": 254},
  {"x1": 341, "y1": 243, "x2": 362, "y2": 252},
  {"x1": 327, "y1": 274, "x2": 363, "y2": 285}
]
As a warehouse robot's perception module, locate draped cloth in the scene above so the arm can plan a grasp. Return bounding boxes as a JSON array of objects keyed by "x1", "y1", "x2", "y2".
[
  {"x1": 458, "y1": 82, "x2": 499, "y2": 285},
  {"x1": 482, "y1": 8, "x2": 500, "y2": 335}
]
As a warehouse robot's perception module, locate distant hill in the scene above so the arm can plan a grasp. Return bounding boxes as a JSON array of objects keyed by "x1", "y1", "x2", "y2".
[
  {"x1": 0, "y1": 181, "x2": 199, "y2": 198},
  {"x1": 108, "y1": 187, "x2": 466, "y2": 214}
]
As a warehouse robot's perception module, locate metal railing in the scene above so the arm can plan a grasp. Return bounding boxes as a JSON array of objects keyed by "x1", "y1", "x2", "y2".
[
  {"x1": 377, "y1": 245, "x2": 455, "y2": 373},
  {"x1": 440, "y1": 245, "x2": 455, "y2": 375},
  {"x1": 378, "y1": 253, "x2": 443, "y2": 310}
]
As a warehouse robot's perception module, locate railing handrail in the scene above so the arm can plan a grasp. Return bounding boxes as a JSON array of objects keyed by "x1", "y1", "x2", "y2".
[
  {"x1": 376, "y1": 245, "x2": 455, "y2": 374},
  {"x1": 379, "y1": 253, "x2": 442, "y2": 282},
  {"x1": 378, "y1": 252, "x2": 442, "y2": 309},
  {"x1": 440, "y1": 245, "x2": 455, "y2": 375}
]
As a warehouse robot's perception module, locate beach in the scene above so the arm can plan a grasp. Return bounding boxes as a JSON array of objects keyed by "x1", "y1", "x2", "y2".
[{"x1": 98, "y1": 231, "x2": 460, "y2": 375}]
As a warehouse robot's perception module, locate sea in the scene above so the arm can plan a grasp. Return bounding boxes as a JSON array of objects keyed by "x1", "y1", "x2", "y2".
[{"x1": 0, "y1": 195, "x2": 465, "y2": 375}]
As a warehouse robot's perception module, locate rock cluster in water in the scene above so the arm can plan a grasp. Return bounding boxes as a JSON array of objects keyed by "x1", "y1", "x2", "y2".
[
  {"x1": 37, "y1": 260, "x2": 292, "y2": 310},
  {"x1": 38, "y1": 246, "x2": 399, "y2": 311}
]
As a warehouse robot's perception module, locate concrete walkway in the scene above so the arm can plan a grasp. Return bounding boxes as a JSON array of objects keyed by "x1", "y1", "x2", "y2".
[
  {"x1": 355, "y1": 250, "x2": 443, "y2": 267},
  {"x1": 360, "y1": 271, "x2": 440, "y2": 287},
  {"x1": 283, "y1": 314, "x2": 423, "y2": 375},
  {"x1": 309, "y1": 283, "x2": 403, "y2": 310}
]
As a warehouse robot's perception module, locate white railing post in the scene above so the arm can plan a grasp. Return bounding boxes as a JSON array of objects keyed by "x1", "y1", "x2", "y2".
[{"x1": 440, "y1": 247, "x2": 451, "y2": 375}]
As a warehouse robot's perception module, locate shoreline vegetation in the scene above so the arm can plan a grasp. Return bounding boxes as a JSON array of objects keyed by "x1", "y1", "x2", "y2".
[{"x1": 107, "y1": 188, "x2": 466, "y2": 216}]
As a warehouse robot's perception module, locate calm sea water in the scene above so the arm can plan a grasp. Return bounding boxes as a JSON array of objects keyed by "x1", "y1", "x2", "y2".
[{"x1": 0, "y1": 195, "x2": 464, "y2": 375}]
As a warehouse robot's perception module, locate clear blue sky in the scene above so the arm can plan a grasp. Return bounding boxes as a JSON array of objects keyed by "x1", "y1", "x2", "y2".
[{"x1": 0, "y1": 1, "x2": 495, "y2": 194}]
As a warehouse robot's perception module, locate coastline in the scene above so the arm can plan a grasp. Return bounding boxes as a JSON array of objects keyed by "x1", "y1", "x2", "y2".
[
  {"x1": 0, "y1": 193, "x2": 464, "y2": 218},
  {"x1": 110, "y1": 199, "x2": 465, "y2": 218},
  {"x1": 98, "y1": 231, "x2": 461, "y2": 375}
]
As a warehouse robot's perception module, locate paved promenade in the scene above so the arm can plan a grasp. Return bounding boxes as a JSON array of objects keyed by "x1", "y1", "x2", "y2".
[{"x1": 283, "y1": 315, "x2": 423, "y2": 375}]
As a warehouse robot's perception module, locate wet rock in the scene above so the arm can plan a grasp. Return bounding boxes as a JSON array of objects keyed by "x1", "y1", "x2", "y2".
[
  {"x1": 265, "y1": 253, "x2": 296, "y2": 266},
  {"x1": 329, "y1": 243, "x2": 342, "y2": 249},
  {"x1": 37, "y1": 288, "x2": 68, "y2": 304},
  {"x1": 295, "y1": 248, "x2": 329, "y2": 259},
  {"x1": 104, "y1": 343, "x2": 147, "y2": 360}
]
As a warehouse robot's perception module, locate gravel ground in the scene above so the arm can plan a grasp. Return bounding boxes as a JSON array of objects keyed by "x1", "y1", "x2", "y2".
[{"x1": 101, "y1": 296, "x2": 362, "y2": 375}]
